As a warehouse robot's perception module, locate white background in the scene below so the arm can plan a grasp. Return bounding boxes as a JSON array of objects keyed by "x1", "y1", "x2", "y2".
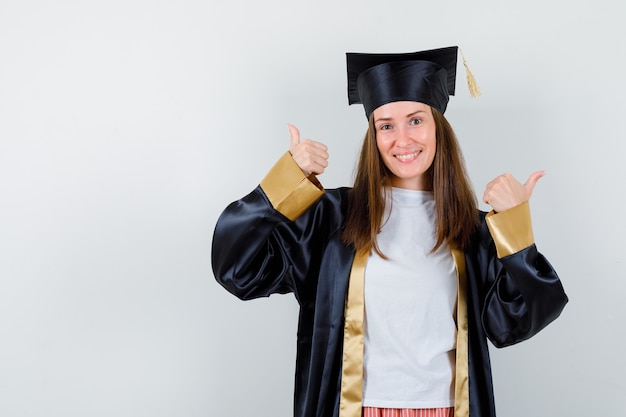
[{"x1": 1, "y1": 0, "x2": 624, "y2": 416}]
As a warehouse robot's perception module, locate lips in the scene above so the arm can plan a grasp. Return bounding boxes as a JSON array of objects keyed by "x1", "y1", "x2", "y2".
[{"x1": 395, "y1": 151, "x2": 420, "y2": 162}]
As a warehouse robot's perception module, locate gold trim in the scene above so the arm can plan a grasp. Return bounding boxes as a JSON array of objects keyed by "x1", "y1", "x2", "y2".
[
  {"x1": 338, "y1": 248, "x2": 471, "y2": 417},
  {"x1": 485, "y1": 201, "x2": 534, "y2": 258},
  {"x1": 451, "y1": 248, "x2": 469, "y2": 417},
  {"x1": 259, "y1": 152, "x2": 324, "y2": 221},
  {"x1": 339, "y1": 249, "x2": 369, "y2": 417}
]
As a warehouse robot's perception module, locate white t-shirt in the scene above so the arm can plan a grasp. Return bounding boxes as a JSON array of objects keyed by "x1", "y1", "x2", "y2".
[{"x1": 362, "y1": 188, "x2": 457, "y2": 409}]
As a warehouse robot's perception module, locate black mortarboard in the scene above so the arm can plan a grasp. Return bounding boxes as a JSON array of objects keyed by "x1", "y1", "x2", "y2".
[{"x1": 347, "y1": 46, "x2": 459, "y2": 118}]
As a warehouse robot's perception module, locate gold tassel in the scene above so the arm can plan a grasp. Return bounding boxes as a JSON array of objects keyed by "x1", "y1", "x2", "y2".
[{"x1": 460, "y1": 48, "x2": 481, "y2": 98}]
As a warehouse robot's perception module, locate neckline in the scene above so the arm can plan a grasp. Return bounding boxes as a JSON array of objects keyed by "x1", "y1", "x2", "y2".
[{"x1": 389, "y1": 187, "x2": 434, "y2": 205}]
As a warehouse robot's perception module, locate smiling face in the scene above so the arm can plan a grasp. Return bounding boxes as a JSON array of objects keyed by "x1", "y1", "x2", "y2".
[{"x1": 373, "y1": 101, "x2": 437, "y2": 190}]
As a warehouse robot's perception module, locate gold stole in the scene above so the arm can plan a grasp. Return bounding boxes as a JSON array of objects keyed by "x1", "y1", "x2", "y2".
[{"x1": 339, "y1": 248, "x2": 470, "y2": 417}]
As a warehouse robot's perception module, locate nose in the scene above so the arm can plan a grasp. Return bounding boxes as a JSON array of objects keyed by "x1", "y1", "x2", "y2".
[{"x1": 394, "y1": 125, "x2": 412, "y2": 146}]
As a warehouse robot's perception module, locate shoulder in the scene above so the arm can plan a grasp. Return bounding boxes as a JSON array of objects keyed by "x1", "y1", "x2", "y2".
[
  {"x1": 469, "y1": 210, "x2": 492, "y2": 248},
  {"x1": 309, "y1": 187, "x2": 352, "y2": 219},
  {"x1": 323, "y1": 187, "x2": 352, "y2": 202}
]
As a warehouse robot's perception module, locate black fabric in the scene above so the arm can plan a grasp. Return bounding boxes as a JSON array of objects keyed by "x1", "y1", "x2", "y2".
[
  {"x1": 212, "y1": 186, "x2": 568, "y2": 417},
  {"x1": 347, "y1": 46, "x2": 458, "y2": 118}
]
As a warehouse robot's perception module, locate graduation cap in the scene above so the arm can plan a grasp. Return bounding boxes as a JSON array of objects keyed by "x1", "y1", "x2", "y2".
[{"x1": 347, "y1": 46, "x2": 479, "y2": 118}]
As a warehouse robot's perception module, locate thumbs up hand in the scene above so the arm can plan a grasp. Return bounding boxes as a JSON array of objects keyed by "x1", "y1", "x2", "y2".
[
  {"x1": 483, "y1": 171, "x2": 545, "y2": 213},
  {"x1": 287, "y1": 124, "x2": 329, "y2": 177}
]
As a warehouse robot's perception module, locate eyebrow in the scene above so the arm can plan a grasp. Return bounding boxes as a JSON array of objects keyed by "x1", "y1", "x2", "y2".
[{"x1": 374, "y1": 110, "x2": 427, "y2": 124}]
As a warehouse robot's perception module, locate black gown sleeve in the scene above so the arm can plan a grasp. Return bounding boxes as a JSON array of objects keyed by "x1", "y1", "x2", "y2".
[
  {"x1": 211, "y1": 152, "x2": 335, "y2": 304},
  {"x1": 470, "y1": 202, "x2": 568, "y2": 348}
]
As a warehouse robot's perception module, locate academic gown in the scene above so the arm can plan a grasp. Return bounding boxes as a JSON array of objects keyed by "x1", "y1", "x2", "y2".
[{"x1": 211, "y1": 153, "x2": 568, "y2": 417}]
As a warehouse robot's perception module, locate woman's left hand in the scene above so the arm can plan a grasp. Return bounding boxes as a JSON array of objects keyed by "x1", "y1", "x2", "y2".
[{"x1": 483, "y1": 171, "x2": 545, "y2": 213}]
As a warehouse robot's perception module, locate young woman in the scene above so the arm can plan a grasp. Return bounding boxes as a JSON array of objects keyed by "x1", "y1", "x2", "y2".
[{"x1": 212, "y1": 46, "x2": 567, "y2": 417}]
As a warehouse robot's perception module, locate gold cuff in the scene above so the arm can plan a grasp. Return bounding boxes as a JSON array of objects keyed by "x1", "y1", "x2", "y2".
[
  {"x1": 259, "y1": 152, "x2": 324, "y2": 221},
  {"x1": 485, "y1": 202, "x2": 534, "y2": 258}
]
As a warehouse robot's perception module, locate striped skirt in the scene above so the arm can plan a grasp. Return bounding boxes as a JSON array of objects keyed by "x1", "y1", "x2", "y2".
[{"x1": 362, "y1": 407, "x2": 454, "y2": 417}]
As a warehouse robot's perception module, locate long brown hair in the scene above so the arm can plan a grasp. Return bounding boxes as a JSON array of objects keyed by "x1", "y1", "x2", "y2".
[{"x1": 342, "y1": 107, "x2": 478, "y2": 257}]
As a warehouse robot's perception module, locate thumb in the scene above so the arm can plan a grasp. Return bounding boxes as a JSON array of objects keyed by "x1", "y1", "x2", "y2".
[
  {"x1": 287, "y1": 124, "x2": 300, "y2": 149},
  {"x1": 524, "y1": 170, "x2": 545, "y2": 195}
]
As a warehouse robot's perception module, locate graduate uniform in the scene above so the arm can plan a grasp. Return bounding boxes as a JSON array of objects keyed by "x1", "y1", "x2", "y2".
[
  {"x1": 212, "y1": 152, "x2": 568, "y2": 417},
  {"x1": 212, "y1": 46, "x2": 568, "y2": 417}
]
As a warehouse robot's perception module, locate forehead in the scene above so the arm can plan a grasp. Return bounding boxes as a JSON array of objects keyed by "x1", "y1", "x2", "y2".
[{"x1": 373, "y1": 101, "x2": 432, "y2": 120}]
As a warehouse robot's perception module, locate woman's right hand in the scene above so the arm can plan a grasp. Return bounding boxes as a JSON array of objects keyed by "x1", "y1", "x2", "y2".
[{"x1": 288, "y1": 124, "x2": 329, "y2": 177}]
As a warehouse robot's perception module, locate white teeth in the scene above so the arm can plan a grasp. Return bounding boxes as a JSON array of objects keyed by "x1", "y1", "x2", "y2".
[{"x1": 396, "y1": 152, "x2": 419, "y2": 161}]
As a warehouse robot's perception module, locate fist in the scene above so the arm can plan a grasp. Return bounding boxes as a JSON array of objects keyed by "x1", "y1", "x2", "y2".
[
  {"x1": 287, "y1": 124, "x2": 329, "y2": 177},
  {"x1": 483, "y1": 171, "x2": 545, "y2": 213}
]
